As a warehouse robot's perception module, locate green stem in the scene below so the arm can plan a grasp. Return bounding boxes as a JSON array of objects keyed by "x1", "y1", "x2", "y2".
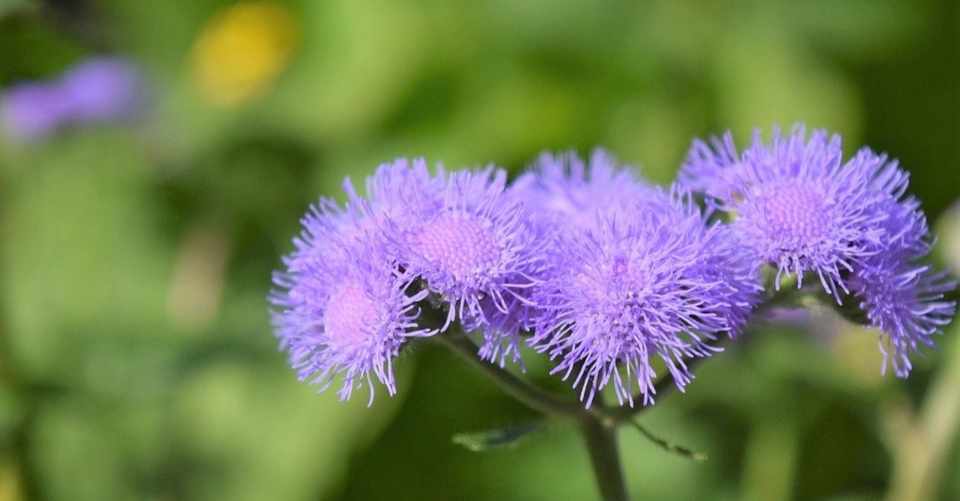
[
  {"x1": 433, "y1": 333, "x2": 584, "y2": 418},
  {"x1": 581, "y1": 407, "x2": 629, "y2": 501},
  {"x1": 433, "y1": 333, "x2": 630, "y2": 500}
]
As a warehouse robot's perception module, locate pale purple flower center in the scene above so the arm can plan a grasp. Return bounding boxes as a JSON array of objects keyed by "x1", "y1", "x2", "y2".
[
  {"x1": 580, "y1": 255, "x2": 652, "y2": 338},
  {"x1": 412, "y1": 213, "x2": 500, "y2": 280},
  {"x1": 324, "y1": 283, "x2": 378, "y2": 348},
  {"x1": 754, "y1": 182, "x2": 831, "y2": 246}
]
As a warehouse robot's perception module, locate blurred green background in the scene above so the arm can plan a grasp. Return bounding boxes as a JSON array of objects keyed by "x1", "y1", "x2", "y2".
[{"x1": 0, "y1": 0, "x2": 958, "y2": 500}]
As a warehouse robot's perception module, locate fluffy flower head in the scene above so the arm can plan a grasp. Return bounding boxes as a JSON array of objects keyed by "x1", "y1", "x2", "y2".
[
  {"x1": 271, "y1": 195, "x2": 434, "y2": 404},
  {"x1": 511, "y1": 149, "x2": 652, "y2": 232},
  {"x1": 683, "y1": 125, "x2": 917, "y2": 301},
  {"x1": 531, "y1": 191, "x2": 761, "y2": 407},
  {"x1": 682, "y1": 124, "x2": 955, "y2": 376},
  {"x1": 852, "y1": 255, "x2": 956, "y2": 377},
  {"x1": 391, "y1": 167, "x2": 544, "y2": 348}
]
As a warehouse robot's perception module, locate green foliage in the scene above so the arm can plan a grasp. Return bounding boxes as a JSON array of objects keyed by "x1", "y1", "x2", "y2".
[
  {"x1": 452, "y1": 422, "x2": 544, "y2": 452},
  {"x1": 0, "y1": 0, "x2": 957, "y2": 500}
]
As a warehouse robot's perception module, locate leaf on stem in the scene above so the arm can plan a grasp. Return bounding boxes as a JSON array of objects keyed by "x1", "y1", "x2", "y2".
[
  {"x1": 452, "y1": 422, "x2": 544, "y2": 452},
  {"x1": 628, "y1": 420, "x2": 708, "y2": 461}
]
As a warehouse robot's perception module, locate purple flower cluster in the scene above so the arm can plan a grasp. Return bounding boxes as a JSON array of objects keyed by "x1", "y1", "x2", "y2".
[
  {"x1": 681, "y1": 124, "x2": 956, "y2": 377},
  {"x1": 1, "y1": 57, "x2": 143, "y2": 142},
  {"x1": 272, "y1": 159, "x2": 545, "y2": 403},
  {"x1": 272, "y1": 125, "x2": 956, "y2": 406}
]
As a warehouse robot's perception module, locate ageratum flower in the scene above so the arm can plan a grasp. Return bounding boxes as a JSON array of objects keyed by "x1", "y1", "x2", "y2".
[
  {"x1": 389, "y1": 167, "x2": 544, "y2": 361},
  {"x1": 271, "y1": 198, "x2": 435, "y2": 405},
  {"x1": 531, "y1": 190, "x2": 761, "y2": 407},
  {"x1": 849, "y1": 148, "x2": 930, "y2": 257},
  {"x1": 678, "y1": 131, "x2": 740, "y2": 200},
  {"x1": 682, "y1": 125, "x2": 908, "y2": 301},
  {"x1": 484, "y1": 149, "x2": 653, "y2": 366},
  {"x1": 682, "y1": 125, "x2": 956, "y2": 375},
  {"x1": 851, "y1": 253, "x2": 956, "y2": 377},
  {"x1": 511, "y1": 149, "x2": 652, "y2": 232},
  {"x1": 468, "y1": 292, "x2": 535, "y2": 368},
  {"x1": 345, "y1": 157, "x2": 445, "y2": 234},
  {"x1": 844, "y1": 148, "x2": 956, "y2": 377}
]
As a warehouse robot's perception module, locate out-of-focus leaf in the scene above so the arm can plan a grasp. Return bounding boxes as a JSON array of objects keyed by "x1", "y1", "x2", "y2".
[
  {"x1": 174, "y1": 359, "x2": 406, "y2": 501},
  {"x1": 445, "y1": 70, "x2": 588, "y2": 163},
  {"x1": 452, "y1": 422, "x2": 544, "y2": 452},
  {"x1": 1, "y1": 132, "x2": 175, "y2": 381},
  {"x1": 714, "y1": 23, "x2": 860, "y2": 141},
  {"x1": 274, "y1": 0, "x2": 430, "y2": 142},
  {"x1": 789, "y1": 0, "x2": 924, "y2": 59},
  {"x1": 0, "y1": 459, "x2": 24, "y2": 501},
  {"x1": 30, "y1": 398, "x2": 162, "y2": 501},
  {"x1": 938, "y1": 202, "x2": 960, "y2": 274},
  {"x1": 628, "y1": 420, "x2": 708, "y2": 461},
  {"x1": 606, "y1": 96, "x2": 706, "y2": 184},
  {"x1": 742, "y1": 418, "x2": 798, "y2": 501},
  {"x1": 0, "y1": 0, "x2": 32, "y2": 19},
  {"x1": 0, "y1": 384, "x2": 23, "y2": 446}
]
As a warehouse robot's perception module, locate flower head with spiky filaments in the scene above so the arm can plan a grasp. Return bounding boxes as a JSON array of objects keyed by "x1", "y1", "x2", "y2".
[
  {"x1": 270, "y1": 167, "x2": 439, "y2": 404},
  {"x1": 682, "y1": 125, "x2": 956, "y2": 376},
  {"x1": 387, "y1": 167, "x2": 544, "y2": 362},
  {"x1": 682, "y1": 125, "x2": 915, "y2": 302},
  {"x1": 678, "y1": 131, "x2": 741, "y2": 200},
  {"x1": 851, "y1": 253, "x2": 956, "y2": 377},
  {"x1": 345, "y1": 157, "x2": 446, "y2": 233},
  {"x1": 531, "y1": 191, "x2": 761, "y2": 407},
  {"x1": 511, "y1": 149, "x2": 653, "y2": 232},
  {"x1": 844, "y1": 148, "x2": 956, "y2": 376}
]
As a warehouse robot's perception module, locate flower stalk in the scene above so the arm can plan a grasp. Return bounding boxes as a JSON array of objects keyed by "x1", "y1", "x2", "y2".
[{"x1": 435, "y1": 331, "x2": 631, "y2": 500}]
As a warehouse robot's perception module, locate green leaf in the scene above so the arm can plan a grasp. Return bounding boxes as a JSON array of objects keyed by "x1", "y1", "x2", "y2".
[
  {"x1": 629, "y1": 420, "x2": 708, "y2": 462},
  {"x1": 452, "y1": 422, "x2": 544, "y2": 452}
]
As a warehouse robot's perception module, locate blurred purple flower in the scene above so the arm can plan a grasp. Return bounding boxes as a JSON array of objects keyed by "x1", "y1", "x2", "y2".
[
  {"x1": 1, "y1": 83, "x2": 72, "y2": 141},
  {"x1": 60, "y1": 57, "x2": 144, "y2": 122},
  {"x1": 1, "y1": 56, "x2": 144, "y2": 142}
]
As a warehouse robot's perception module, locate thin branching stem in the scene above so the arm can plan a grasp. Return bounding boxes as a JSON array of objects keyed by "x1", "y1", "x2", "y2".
[
  {"x1": 433, "y1": 333, "x2": 585, "y2": 419},
  {"x1": 433, "y1": 332, "x2": 629, "y2": 500}
]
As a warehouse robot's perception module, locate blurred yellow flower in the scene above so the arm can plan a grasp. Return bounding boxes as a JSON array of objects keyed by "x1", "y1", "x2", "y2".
[{"x1": 190, "y1": 1, "x2": 299, "y2": 106}]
